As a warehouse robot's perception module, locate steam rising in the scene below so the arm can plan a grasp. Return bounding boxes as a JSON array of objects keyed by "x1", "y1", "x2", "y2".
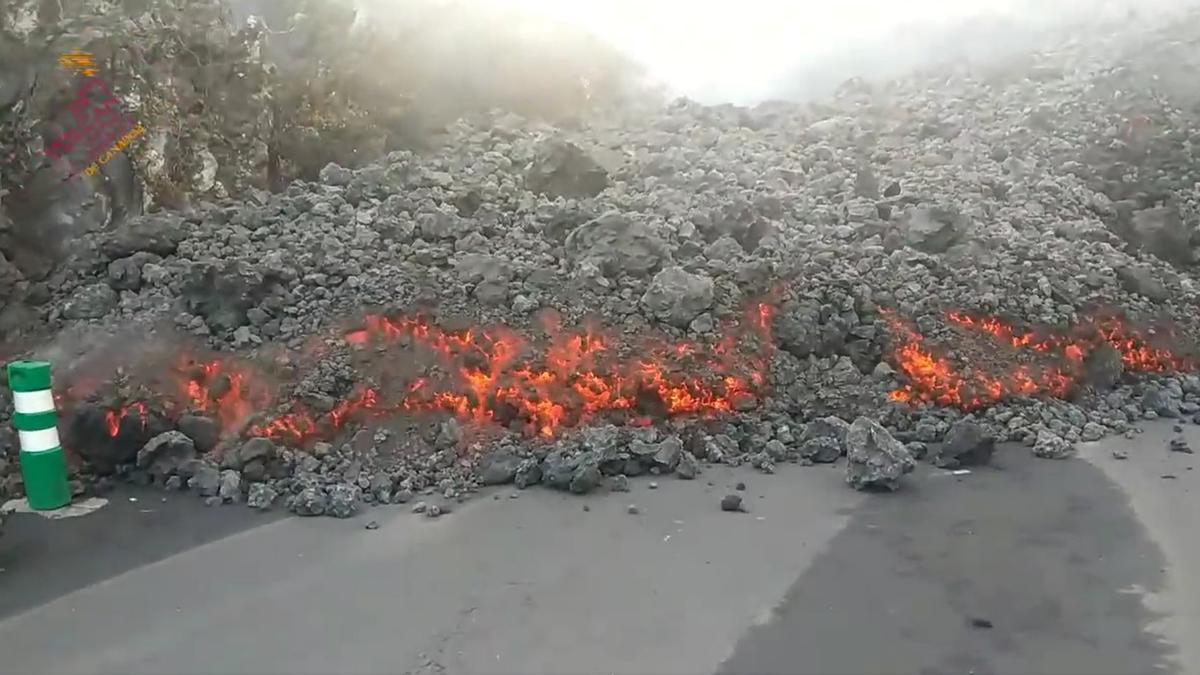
[{"x1": 349, "y1": 0, "x2": 1200, "y2": 104}]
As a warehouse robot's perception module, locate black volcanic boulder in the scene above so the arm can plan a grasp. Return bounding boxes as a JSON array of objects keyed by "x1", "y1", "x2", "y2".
[{"x1": 525, "y1": 139, "x2": 609, "y2": 199}]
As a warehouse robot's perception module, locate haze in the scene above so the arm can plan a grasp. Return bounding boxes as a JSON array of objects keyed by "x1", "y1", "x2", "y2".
[{"x1": 460, "y1": 0, "x2": 1200, "y2": 103}]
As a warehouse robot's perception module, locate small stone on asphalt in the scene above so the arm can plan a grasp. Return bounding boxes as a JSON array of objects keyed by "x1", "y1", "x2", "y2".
[
  {"x1": 721, "y1": 494, "x2": 743, "y2": 512},
  {"x1": 365, "y1": 520, "x2": 379, "y2": 530},
  {"x1": 627, "y1": 504, "x2": 639, "y2": 514}
]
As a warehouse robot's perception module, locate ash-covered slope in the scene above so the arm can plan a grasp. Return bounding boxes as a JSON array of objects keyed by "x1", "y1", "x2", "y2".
[{"x1": 3, "y1": 9, "x2": 1200, "y2": 515}]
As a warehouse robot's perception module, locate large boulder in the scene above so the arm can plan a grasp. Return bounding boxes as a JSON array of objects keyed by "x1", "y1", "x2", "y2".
[
  {"x1": 640, "y1": 267, "x2": 715, "y2": 329},
  {"x1": 901, "y1": 206, "x2": 969, "y2": 253},
  {"x1": 136, "y1": 431, "x2": 197, "y2": 482},
  {"x1": 798, "y1": 416, "x2": 851, "y2": 463},
  {"x1": 62, "y1": 283, "x2": 118, "y2": 320},
  {"x1": 845, "y1": 417, "x2": 915, "y2": 491},
  {"x1": 525, "y1": 139, "x2": 609, "y2": 199},
  {"x1": 565, "y1": 211, "x2": 667, "y2": 278}
]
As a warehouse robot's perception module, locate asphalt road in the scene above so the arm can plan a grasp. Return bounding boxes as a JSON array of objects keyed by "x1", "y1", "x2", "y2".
[{"x1": 0, "y1": 421, "x2": 1195, "y2": 675}]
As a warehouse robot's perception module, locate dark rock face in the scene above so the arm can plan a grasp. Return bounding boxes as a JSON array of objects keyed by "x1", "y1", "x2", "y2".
[
  {"x1": 525, "y1": 139, "x2": 609, "y2": 200},
  {"x1": 932, "y1": 419, "x2": 995, "y2": 469}
]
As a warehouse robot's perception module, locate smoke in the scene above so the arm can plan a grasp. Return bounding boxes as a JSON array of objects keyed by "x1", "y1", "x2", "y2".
[{"x1": 346, "y1": 0, "x2": 1200, "y2": 105}]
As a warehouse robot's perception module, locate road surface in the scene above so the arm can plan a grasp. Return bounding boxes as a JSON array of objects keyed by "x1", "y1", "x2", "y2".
[{"x1": 0, "y1": 421, "x2": 1195, "y2": 675}]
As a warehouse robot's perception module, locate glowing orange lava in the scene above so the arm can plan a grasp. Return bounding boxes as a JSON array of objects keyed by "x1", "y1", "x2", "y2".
[
  {"x1": 885, "y1": 309, "x2": 1196, "y2": 411},
  {"x1": 250, "y1": 304, "x2": 775, "y2": 444}
]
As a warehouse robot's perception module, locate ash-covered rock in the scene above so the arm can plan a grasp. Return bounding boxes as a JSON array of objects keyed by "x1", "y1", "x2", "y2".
[
  {"x1": 798, "y1": 416, "x2": 851, "y2": 463},
  {"x1": 1032, "y1": 430, "x2": 1075, "y2": 459},
  {"x1": 136, "y1": 431, "x2": 197, "y2": 483},
  {"x1": 932, "y1": 419, "x2": 995, "y2": 469},
  {"x1": 845, "y1": 417, "x2": 915, "y2": 491}
]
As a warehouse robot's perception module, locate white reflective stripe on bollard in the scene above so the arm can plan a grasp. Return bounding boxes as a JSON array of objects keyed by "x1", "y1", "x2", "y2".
[
  {"x1": 18, "y1": 427, "x2": 62, "y2": 453},
  {"x1": 13, "y1": 389, "x2": 56, "y2": 414}
]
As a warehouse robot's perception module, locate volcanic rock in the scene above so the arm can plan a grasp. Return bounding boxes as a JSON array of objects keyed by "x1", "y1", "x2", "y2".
[
  {"x1": 845, "y1": 417, "x2": 916, "y2": 491},
  {"x1": 652, "y1": 437, "x2": 684, "y2": 471},
  {"x1": 524, "y1": 139, "x2": 609, "y2": 200},
  {"x1": 136, "y1": 431, "x2": 197, "y2": 482},
  {"x1": 1083, "y1": 345, "x2": 1124, "y2": 390},
  {"x1": 99, "y1": 213, "x2": 187, "y2": 259},
  {"x1": 241, "y1": 460, "x2": 267, "y2": 483},
  {"x1": 720, "y1": 494, "x2": 744, "y2": 512},
  {"x1": 798, "y1": 416, "x2": 851, "y2": 463},
  {"x1": 1116, "y1": 266, "x2": 1170, "y2": 302},
  {"x1": 107, "y1": 253, "x2": 161, "y2": 292},
  {"x1": 933, "y1": 419, "x2": 995, "y2": 469},
  {"x1": 640, "y1": 267, "x2": 715, "y2": 328},
  {"x1": 675, "y1": 451, "x2": 701, "y2": 479},
  {"x1": 62, "y1": 283, "x2": 118, "y2": 319},
  {"x1": 181, "y1": 260, "x2": 279, "y2": 333},
  {"x1": 290, "y1": 487, "x2": 328, "y2": 516},
  {"x1": 326, "y1": 484, "x2": 362, "y2": 518},
  {"x1": 478, "y1": 451, "x2": 522, "y2": 485},
  {"x1": 1169, "y1": 437, "x2": 1194, "y2": 454},
  {"x1": 1143, "y1": 386, "x2": 1182, "y2": 418},
  {"x1": 246, "y1": 483, "x2": 277, "y2": 509},
  {"x1": 188, "y1": 461, "x2": 221, "y2": 497},
  {"x1": 1081, "y1": 422, "x2": 1108, "y2": 442},
  {"x1": 564, "y1": 211, "x2": 666, "y2": 277},
  {"x1": 177, "y1": 415, "x2": 221, "y2": 454},
  {"x1": 218, "y1": 469, "x2": 241, "y2": 502},
  {"x1": 1032, "y1": 431, "x2": 1075, "y2": 459},
  {"x1": 514, "y1": 458, "x2": 542, "y2": 489},
  {"x1": 569, "y1": 464, "x2": 602, "y2": 494},
  {"x1": 901, "y1": 206, "x2": 968, "y2": 253},
  {"x1": 229, "y1": 437, "x2": 277, "y2": 469}
]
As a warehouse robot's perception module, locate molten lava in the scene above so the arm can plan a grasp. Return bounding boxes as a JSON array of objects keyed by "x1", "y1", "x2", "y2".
[
  {"x1": 251, "y1": 304, "x2": 775, "y2": 444},
  {"x1": 885, "y1": 309, "x2": 1197, "y2": 411},
  {"x1": 105, "y1": 402, "x2": 147, "y2": 438}
]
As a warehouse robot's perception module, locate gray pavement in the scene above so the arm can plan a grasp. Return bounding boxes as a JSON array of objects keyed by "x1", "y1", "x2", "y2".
[{"x1": 0, "y1": 422, "x2": 1195, "y2": 675}]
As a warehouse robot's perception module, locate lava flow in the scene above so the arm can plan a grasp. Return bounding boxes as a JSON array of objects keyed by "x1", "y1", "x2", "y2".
[
  {"x1": 885, "y1": 308, "x2": 1197, "y2": 411},
  {"x1": 250, "y1": 304, "x2": 775, "y2": 444}
]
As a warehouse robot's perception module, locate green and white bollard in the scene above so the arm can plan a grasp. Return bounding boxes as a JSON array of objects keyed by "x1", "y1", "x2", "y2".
[{"x1": 7, "y1": 360, "x2": 70, "y2": 510}]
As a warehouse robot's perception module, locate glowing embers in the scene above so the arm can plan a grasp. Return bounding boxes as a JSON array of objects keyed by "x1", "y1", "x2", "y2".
[
  {"x1": 253, "y1": 305, "x2": 775, "y2": 444},
  {"x1": 884, "y1": 309, "x2": 1197, "y2": 411}
]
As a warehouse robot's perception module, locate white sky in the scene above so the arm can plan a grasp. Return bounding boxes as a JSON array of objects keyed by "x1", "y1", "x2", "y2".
[
  {"x1": 463, "y1": 0, "x2": 1037, "y2": 100},
  {"x1": 458, "y1": 0, "x2": 1188, "y2": 102}
]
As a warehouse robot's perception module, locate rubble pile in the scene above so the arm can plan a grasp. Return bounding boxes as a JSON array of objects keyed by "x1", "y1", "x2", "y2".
[{"x1": 4, "y1": 9, "x2": 1200, "y2": 514}]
